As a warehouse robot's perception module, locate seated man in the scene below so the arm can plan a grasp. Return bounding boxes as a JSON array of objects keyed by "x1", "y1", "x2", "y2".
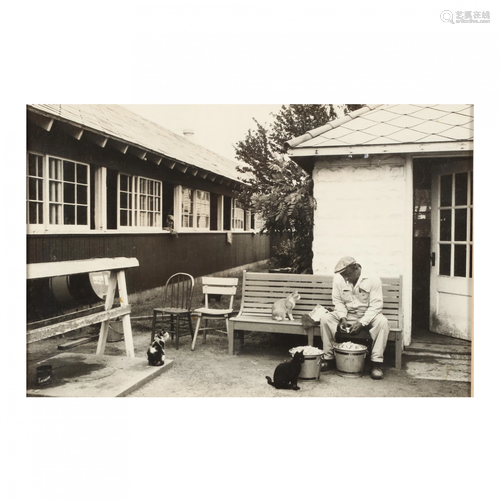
[{"x1": 320, "y1": 256, "x2": 389, "y2": 380}]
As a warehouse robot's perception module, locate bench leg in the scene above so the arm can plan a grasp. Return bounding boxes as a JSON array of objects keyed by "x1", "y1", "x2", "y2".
[
  {"x1": 228, "y1": 321, "x2": 235, "y2": 355},
  {"x1": 305, "y1": 327, "x2": 314, "y2": 346},
  {"x1": 395, "y1": 331, "x2": 403, "y2": 370}
]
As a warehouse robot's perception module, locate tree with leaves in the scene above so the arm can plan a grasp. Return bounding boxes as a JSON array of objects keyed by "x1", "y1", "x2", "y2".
[{"x1": 234, "y1": 104, "x2": 363, "y2": 273}]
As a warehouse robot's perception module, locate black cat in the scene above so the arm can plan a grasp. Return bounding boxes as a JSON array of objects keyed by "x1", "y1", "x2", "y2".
[
  {"x1": 147, "y1": 330, "x2": 170, "y2": 366},
  {"x1": 266, "y1": 350, "x2": 305, "y2": 390}
]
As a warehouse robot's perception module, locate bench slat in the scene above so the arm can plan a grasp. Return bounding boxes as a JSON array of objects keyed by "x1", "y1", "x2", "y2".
[{"x1": 245, "y1": 273, "x2": 333, "y2": 282}]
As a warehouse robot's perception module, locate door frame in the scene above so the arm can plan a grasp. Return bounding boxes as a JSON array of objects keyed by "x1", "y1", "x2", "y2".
[{"x1": 407, "y1": 151, "x2": 473, "y2": 344}]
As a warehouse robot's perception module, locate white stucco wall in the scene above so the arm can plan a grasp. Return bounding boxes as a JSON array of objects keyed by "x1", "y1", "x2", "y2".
[{"x1": 312, "y1": 154, "x2": 412, "y2": 343}]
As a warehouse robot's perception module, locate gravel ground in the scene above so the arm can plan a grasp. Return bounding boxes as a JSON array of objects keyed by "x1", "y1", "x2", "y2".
[{"x1": 26, "y1": 320, "x2": 471, "y2": 397}]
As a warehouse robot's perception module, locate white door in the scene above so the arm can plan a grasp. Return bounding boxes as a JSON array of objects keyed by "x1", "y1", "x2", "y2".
[{"x1": 430, "y1": 158, "x2": 473, "y2": 340}]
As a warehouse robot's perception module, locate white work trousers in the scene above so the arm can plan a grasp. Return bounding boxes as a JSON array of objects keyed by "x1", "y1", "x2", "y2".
[{"x1": 320, "y1": 310, "x2": 390, "y2": 363}]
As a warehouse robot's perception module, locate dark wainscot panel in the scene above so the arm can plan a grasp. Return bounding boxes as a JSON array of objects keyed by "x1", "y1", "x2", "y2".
[{"x1": 27, "y1": 232, "x2": 271, "y2": 294}]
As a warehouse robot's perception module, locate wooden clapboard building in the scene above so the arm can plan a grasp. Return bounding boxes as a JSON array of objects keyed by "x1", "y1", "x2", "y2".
[{"x1": 26, "y1": 104, "x2": 270, "y2": 308}]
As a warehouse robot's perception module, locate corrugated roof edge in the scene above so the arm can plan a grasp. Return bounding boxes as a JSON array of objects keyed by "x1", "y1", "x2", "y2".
[{"x1": 284, "y1": 104, "x2": 384, "y2": 149}]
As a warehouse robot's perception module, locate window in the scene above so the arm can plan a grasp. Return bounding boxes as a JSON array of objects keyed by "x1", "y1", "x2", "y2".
[
  {"x1": 26, "y1": 153, "x2": 90, "y2": 230},
  {"x1": 177, "y1": 187, "x2": 210, "y2": 229},
  {"x1": 254, "y1": 213, "x2": 265, "y2": 232},
  {"x1": 231, "y1": 199, "x2": 245, "y2": 230},
  {"x1": 438, "y1": 171, "x2": 473, "y2": 278},
  {"x1": 27, "y1": 153, "x2": 44, "y2": 225},
  {"x1": 118, "y1": 174, "x2": 161, "y2": 229}
]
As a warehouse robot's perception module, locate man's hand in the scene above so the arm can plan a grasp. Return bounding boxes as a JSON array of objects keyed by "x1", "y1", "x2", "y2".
[
  {"x1": 349, "y1": 321, "x2": 363, "y2": 335},
  {"x1": 339, "y1": 318, "x2": 349, "y2": 333}
]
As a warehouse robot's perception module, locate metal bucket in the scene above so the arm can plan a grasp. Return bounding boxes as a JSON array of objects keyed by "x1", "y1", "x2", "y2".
[
  {"x1": 334, "y1": 345, "x2": 368, "y2": 378},
  {"x1": 298, "y1": 355, "x2": 322, "y2": 380}
]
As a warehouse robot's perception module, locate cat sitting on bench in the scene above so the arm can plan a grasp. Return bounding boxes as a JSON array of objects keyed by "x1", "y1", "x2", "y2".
[
  {"x1": 266, "y1": 350, "x2": 305, "y2": 390},
  {"x1": 147, "y1": 330, "x2": 170, "y2": 366},
  {"x1": 272, "y1": 291, "x2": 300, "y2": 321}
]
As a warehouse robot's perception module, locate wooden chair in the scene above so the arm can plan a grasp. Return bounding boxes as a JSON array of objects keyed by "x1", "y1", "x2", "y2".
[
  {"x1": 190, "y1": 277, "x2": 238, "y2": 351},
  {"x1": 152, "y1": 273, "x2": 194, "y2": 349}
]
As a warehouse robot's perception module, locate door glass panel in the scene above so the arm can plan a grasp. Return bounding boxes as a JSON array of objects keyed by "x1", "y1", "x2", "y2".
[
  {"x1": 455, "y1": 172, "x2": 468, "y2": 205},
  {"x1": 439, "y1": 244, "x2": 451, "y2": 276},
  {"x1": 440, "y1": 209, "x2": 452, "y2": 241},
  {"x1": 469, "y1": 244, "x2": 473, "y2": 278},
  {"x1": 470, "y1": 172, "x2": 473, "y2": 204},
  {"x1": 440, "y1": 174, "x2": 452, "y2": 207},
  {"x1": 454, "y1": 245, "x2": 466, "y2": 277},
  {"x1": 470, "y1": 207, "x2": 473, "y2": 242},
  {"x1": 454, "y1": 208, "x2": 467, "y2": 241}
]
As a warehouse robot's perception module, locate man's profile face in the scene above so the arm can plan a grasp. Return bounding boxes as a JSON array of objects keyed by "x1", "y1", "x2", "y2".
[{"x1": 340, "y1": 265, "x2": 358, "y2": 283}]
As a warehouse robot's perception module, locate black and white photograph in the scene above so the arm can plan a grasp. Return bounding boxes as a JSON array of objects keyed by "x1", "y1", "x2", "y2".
[
  {"x1": 4, "y1": 2, "x2": 499, "y2": 500},
  {"x1": 25, "y1": 103, "x2": 473, "y2": 397}
]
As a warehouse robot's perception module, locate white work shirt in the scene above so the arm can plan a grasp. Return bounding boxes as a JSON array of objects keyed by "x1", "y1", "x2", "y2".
[{"x1": 331, "y1": 274, "x2": 384, "y2": 326}]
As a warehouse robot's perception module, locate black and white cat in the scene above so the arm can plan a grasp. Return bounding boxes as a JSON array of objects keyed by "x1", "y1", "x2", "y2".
[
  {"x1": 266, "y1": 350, "x2": 305, "y2": 390},
  {"x1": 147, "y1": 330, "x2": 170, "y2": 366}
]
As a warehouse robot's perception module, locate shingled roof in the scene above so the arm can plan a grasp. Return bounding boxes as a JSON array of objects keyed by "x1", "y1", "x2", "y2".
[
  {"x1": 27, "y1": 104, "x2": 244, "y2": 183},
  {"x1": 285, "y1": 104, "x2": 473, "y2": 159}
]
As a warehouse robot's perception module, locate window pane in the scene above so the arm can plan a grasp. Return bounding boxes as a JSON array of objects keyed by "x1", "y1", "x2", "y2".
[
  {"x1": 454, "y1": 208, "x2": 467, "y2": 241},
  {"x1": 29, "y1": 202, "x2": 37, "y2": 224},
  {"x1": 37, "y1": 156, "x2": 43, "y2": 177},
  {"x1": 454, "y1": 245, "x2": 467, "y2": 277},
  {"x1": 49, "y1": 158, "x2": 60, "y2": 179},
  {"x1": 38, "y1": 179, "x2": 43, "y2": 200},
  {"x1": 77, "y1": 206, "x2": 87, "y2": 225},
  {"x1": 28, "y1": 154, "x2": 37, "y2": 176},
  {"x1": 49, "y1": 181, "x2": 60, "y2": 202},
  {"x1": 120, "y1": 175, "x2": 128, "y2": 191},
  {"x1": 439, "y1": 209, "x2": 451, "y2": 241},
  {"x1": 76, "y1": 164, "x2": 87, "y2": 184},
  {"x1": 470, "y1": 172, "x2": 473, "y2": 205},
  {"x1": 439, "y1": 244, "x2": 451, "y2": 276},
  {"x1": 120, "y1": 209, "x2": 128, "y2": 227},
  {"x1": 120, "y1": 191, "x2": 128, "y2": 208},
  {"x1": 29, "y1": 178, "x2": 37, "y2": 200},
  {"x1": 77, "y1": 184, "x2": 87, "y2": 204},
  {"x1": 64, "y1": 182, "x2": 75, "y2": 203},
  {"x1": 64, "y1": 205, "x2": 75, "y2": 225},
  {"x1": 63, "y1": 161, "x2": 75, "y2": 182},
  {"x1": 440, "y1": 174, "x2": 452, "y2": 207},
  {"x1": 455, "y1": 172, "x2": 468, "y2": 205}
]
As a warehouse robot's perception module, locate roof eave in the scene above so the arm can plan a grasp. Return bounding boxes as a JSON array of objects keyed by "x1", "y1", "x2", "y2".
[
  {"x1": 288, "y1": 140, "x2": 473, "y2": 159},
  {"x1": 27, "y1": 106, "x2": 245, "y2": 188}
]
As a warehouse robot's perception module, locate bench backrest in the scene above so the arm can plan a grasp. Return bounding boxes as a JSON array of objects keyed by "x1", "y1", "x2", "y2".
[
  {"x1": 239, "y1": 271, "x2": 403, "y2": 330},
  {"x1": 380, "y1": 276, "x2": 403, "y2": 330},
  {"x1": 239, "y1": 272, "x2": 334, "y2": 317}
]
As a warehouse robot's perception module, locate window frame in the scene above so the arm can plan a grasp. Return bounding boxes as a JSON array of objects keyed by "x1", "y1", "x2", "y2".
[
  {"x1": 175, "y1": 186, "x2": 212, "y2": 232},
  {"x1": 117, "y1": 173, "x2": 162, "y2": 231},
  {"x1": 231, "y1": 198, "x2": 245, "y2": 230},
  {"x1": 26, "y1": 152, "x2": 91, "y2": 233}
]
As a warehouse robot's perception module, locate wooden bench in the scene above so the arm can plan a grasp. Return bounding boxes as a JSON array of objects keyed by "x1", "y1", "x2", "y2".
[
  {"x1": 26, "y1": 257, "x2": 139, "y2": 357},
  {"x1": 228, "y1": 271, "x2": 404, "y2": 369}
]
